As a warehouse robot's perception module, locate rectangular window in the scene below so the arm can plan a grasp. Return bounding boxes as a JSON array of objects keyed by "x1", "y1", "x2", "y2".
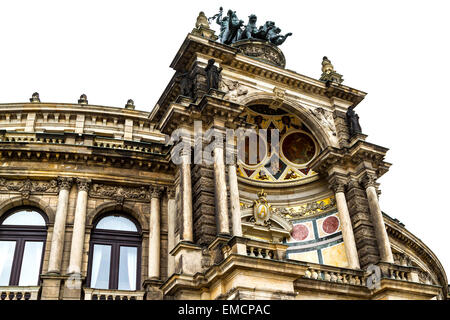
[
  {"x1": 91, "y1": 244, "x2": 111, "y2": 289},
  {"x1": 0, "y1": 241, "x2": 16, "y2": 286},
  {"x1": 118, "y1": 246, "x2": 137, "y2": 291},
  {"x1": 18, "y1": 241, "x2": 43, "y2": 286}
]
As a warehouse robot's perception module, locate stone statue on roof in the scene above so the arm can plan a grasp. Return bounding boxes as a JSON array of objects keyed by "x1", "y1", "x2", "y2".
[{"x1": 210, "y1": 8, "x2": 292, "y2": 46}]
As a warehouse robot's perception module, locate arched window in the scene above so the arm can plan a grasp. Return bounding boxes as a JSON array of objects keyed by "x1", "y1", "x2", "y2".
[
  {"x1": 0, "y1": 207, "x2": 47, "y2": 286},
  {"x1": 87, "y1": 213, "x2": 141, "y2": 291}
]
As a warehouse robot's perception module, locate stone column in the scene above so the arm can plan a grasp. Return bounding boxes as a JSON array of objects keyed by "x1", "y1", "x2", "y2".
[
  {"x1": 362, "y1": 174, "x2": 394, "y2": 263},
  {"x1": 180, "y1": 151, "x2": 193, "y2": 242},
  {"x1": 167, "y1": 188, "x2": 176, "y2": 276},
  {"x1": 67, "y1": 178, "x2": 90, "y2": 275},
  {"x1": 330, "y1": 178, "x2": 360, "y2": 269},
  {"x1": 214, "y1": 144, "x2": 230, "y2": 235},
  {"x1": 47, "y1": 177, "x2": 73, "y2": 274},
  {"x1": 148, "y1": 186, "x2": 163, "y2": 279},
  {"x1": 228, "y1": 157, "x2": 242, "y2": 237}
]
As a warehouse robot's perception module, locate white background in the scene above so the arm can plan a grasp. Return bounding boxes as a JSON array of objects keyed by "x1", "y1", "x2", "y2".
[{"x1": 1, "y1": 0, "x2": 449, "y2": 276}]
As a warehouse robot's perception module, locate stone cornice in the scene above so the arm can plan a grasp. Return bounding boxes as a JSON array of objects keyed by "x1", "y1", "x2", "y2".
[
  {"x1": 384, "y1": 214, "x2": 448, "y2": 298},
  {"x1": 158, "y1": 91, "x2": 244, "y2": 135},
  {"x1": 0, "y1": 136, "x2": 174, "y2": 174},
  {"x1": 0, "y1": 102, "x2": 152, "y2": 120},
  {"x1": 152, "y1": 33, "x2": 367, "y2": 124},
  {"x1": 310, "y1": 140, "x2": 391, "y2": 179}
]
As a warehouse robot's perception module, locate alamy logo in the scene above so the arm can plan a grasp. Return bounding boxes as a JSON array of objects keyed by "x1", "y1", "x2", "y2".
[
  {"x1": 167, "y1": 120, "x2": 280, "y2": 171},
  {"x1": 365, "y1": 264, "x2": 381, "y2": 290}
]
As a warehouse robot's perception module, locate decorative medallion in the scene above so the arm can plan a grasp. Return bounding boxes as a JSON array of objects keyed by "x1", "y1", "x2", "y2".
[
  {"x1": 291, "y1": 224, "x2": 309, "y2": 241},
  {"x1": 322, "y1": 216, "x2": 340, "y2": 234},
  {"x1": 232, "y1": 40, "x2": 287, "y2": 68},
  {"x1": 253, "y1": 189, "x2": 271, "y2": 226}
]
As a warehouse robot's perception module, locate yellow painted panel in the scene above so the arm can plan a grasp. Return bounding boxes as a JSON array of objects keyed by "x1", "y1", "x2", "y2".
[
  {"x1": 321, "y1": 242, "x2": 348, "y2": 268},
  {"x1": 288, "y1": 250, "x2": 319, "y2": 264}
]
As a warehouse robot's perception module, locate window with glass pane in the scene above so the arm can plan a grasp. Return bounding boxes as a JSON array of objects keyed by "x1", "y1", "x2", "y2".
[
  {"x1": 0, "y1": 207, "x2": 47, "y2": 286},
  {"x1": 88, "y1": 213, "x2": 141, "y2": 290},
  {"x1": 0, "y1": 241, "x2": 16, "y2": 286},
  {"x1": 90, "y1": 244, "x2": 111, "y2": 289},
  {"x1": 18, "y1": 242, "x2": 44, "y2": 286},
  {"x1": 118, "y1": 246, "x2": 137, "y2": 290}
]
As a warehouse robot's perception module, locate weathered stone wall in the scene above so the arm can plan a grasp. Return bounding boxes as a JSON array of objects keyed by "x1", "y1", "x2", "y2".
[
  {"x1": 345, "y1": 180, "x2": 380, "y2": 268},
  {"x1": 192, "y1": 163, "x2": 217, "y2": 245}
]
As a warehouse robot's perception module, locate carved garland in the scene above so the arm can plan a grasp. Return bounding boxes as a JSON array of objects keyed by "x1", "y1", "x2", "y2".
[
  {"x1": 0, "y1": 178, "x2": 59, "y2": 199},
  {"x1": 241, "y1": 196, "x2": 337, "y2": 219},
  {"x1": 272, "y1": 197, "x2": 336, "y2": 219},
  {"x1": 89, "y1": 183, "x2": 151, "y2": 205}
]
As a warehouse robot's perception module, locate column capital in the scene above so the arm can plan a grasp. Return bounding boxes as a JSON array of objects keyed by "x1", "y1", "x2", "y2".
[
  {"x1": 180, "y1": 146, "x2": 192, "y2": 157},
  {"x1": 57, "y1": 177, "x2": 73, "y2": 191},
  {"x1": 150, "y1": 185, "x2": 164, "y2": 199},
  {"x1": 167, "y1": 187, "x2": 176, "y2": 199},
  {"x1": 328, "y1": 175, "x2": 347, "y2": 193},
  {"x1": 361, "y1": 173, "x2": 378, "y2": 189},
  {"x1": 76, "y1": 178, "x2": 90, "y2": 192}
]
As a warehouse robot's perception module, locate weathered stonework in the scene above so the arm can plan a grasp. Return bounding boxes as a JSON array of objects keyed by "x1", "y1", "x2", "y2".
[{"x1": 0, "y1": 12, "x2": 447, "y2": 301}]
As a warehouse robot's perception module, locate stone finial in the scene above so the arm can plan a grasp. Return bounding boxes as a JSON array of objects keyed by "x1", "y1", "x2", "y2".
[
  {"x1": 195, "y1": 11, "x2": 210, "y2": 29},
  {"x1": 78, "y1": 94, "x2": 88, "y2": 105},
  {"x1": 125, "y1": 99, "x2": 135, "y2": 110},
  {"x1": 30, "y1": 92, "x2": 40, "y2": 103},
  {"x1": 321, "y1": 56, "x2": 334, "y2": 73},
  {"x1": 319, "y1": 56, "x2": 343, "y2": 85},
  {"x1": 191, "y1": 11, "x2": 218, "y2": 41}
]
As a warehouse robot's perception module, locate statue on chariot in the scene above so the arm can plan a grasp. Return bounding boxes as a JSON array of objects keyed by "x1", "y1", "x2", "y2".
[{"x1": 209, "y1": 7, "x2": 292, "y2": 46}]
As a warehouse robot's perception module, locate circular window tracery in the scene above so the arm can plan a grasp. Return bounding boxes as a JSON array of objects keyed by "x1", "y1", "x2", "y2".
[{"x1": 237, "y1": 104, "x2": 319, "y2": 183}]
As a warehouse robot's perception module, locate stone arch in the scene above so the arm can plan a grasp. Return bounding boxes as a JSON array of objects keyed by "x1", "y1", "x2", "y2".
[
  {"x1": 87, "y1": 201, "x2": 148, "y2": 231},
  {"x1": 237, "y1": 92, "x2": 338, "y2": 149},
  {"x1": 0, "y1": 195, "x2": 56, "y2": 224}
]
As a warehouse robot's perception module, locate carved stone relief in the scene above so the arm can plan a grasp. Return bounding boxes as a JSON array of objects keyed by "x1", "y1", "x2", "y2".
[
  {"x1": 272, "y1": 196, "x2": 336, "y2": 219},
  {"x1": 220, "y1": 78, "x2": 249, "y2": 101},
  {"x1": 0, "y1": 178, "x2": 58, "y2": 198},
  {"x1": 310, "y1": 107, "x2": 337, "y2": 136},
  {"x1": 233, "y1": 41, "x2": 286, "y2": 68},
  {"x1": 89, "y1": 183, "x2": 149, "y2": 205}
]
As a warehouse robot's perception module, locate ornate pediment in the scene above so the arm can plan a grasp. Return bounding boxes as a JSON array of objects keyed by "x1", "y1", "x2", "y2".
[{"x1": 241, "y1": 190, "x2": 292, "y2": 243}]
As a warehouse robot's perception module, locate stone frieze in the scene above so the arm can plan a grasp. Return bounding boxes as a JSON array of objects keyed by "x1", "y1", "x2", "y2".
[
  {"x1": 272, "y1": 196, "x2": 336, "y2": 219},
  {"x1": 0, "y1": 178, "x2": 58, "y2": 198},
  {"x1": 89, "y1": 183, "x2": 149, "y2": 204}
]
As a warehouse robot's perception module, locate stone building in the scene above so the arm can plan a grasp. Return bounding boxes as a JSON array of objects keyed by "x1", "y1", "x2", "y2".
[{"x1": 0, "y1": 11, "x2": 448, "y2": 300}]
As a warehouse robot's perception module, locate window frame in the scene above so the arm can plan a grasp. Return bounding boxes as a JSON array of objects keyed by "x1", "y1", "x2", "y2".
[
  {"x1": 87, "y1": 213, "x2": 142, "y2": 291},
  {"x1": 0, "y1": 206, "x2": 48, "y2": 286}
]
